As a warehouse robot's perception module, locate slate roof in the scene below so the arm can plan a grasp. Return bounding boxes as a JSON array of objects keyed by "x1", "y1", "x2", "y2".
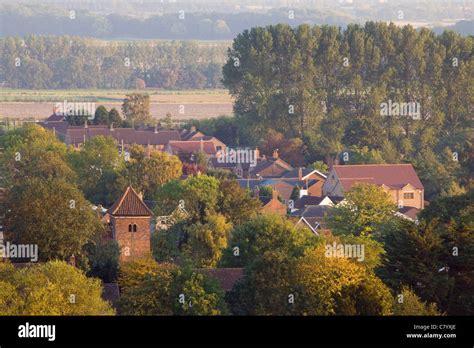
[
  {"x1": 46, "y1": 113, "x2": 66, "y2": 122},
  {"x1": 259, "y1": 196, "x2": 272, "y2": 205},
  {"x1": 294, "y1": 195, "x2": 325, "y2": 209},
  {"x1": 398, "y1": 206, "x2": 420, "y2": 221},
  {"x1": 301, "y1": 205, "x2": 332, "y2": 219},
  {"x1": 333, "y1": 164, "x2": 423, "y2": 190},
  {"x1": 108, "y1": 186, "x2": 153, "y2": 217},
  {"x1": 237, "y1": 179, "x2": 263, "y2": 190},
  {"x1": 281, "y1": 168, "x2": 327, "y2": 179}
]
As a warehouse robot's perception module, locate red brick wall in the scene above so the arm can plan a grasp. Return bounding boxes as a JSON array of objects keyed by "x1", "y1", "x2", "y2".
[
  {"x1": 308, "y1": 181, "x2": 324, "y2": 197},
  {"x1": 111, "y1": 216, "x2": 151, "y2": 261}
]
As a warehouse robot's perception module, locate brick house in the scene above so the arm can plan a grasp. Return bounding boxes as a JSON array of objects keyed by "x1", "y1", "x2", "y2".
[
  {"x1": 108, "y1": 186, "x2": 153, "y2": 261},
  {"x1": 322, "y1": 164, "x2": 424, "y2": 209}
]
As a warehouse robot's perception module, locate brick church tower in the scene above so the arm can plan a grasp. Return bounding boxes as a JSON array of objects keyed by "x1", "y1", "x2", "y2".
[{"x1": 108, "y1": 186, "x2": 153, "y2": 261}]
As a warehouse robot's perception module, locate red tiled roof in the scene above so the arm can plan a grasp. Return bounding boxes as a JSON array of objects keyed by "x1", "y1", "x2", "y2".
[
  {"x1": 39, "y1": 121, "x2": 70, "y2": 136},
  {"x1": 168, "y1": 140, "x2": 217, "y2": 155},
  {"x1": 200, "y1": 268, "x2": 244, "y2": 292},
  {"x1": 333, "y1": 164, "x2": 423, "y2": 190},
  {"x1": 108, "y1": 186, "x2": 153, "y2": 217},
  {"x1": 65, "y1": 128, "x2": 181, "y2": 146}
]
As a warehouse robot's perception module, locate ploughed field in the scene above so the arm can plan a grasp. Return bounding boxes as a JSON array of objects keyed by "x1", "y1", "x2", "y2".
[{"x1": 0, "y1": 89, "x2": 234, "y2": 120}]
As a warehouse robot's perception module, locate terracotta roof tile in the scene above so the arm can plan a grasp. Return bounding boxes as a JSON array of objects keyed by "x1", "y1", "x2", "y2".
[
  {"x1": 108, "y1": 186, "x2": 153, "y2": 217},
  {"x1": 333, "y1": 164, "x2": 423, "y2": 190},
  {"x1": 168, "y1": 140, "x2": 217, "y2": 155}
]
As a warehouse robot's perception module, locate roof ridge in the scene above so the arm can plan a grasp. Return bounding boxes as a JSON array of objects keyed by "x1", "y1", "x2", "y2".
[{"x1": 109, "y1": 186, "x2": 132, "y2": 215}]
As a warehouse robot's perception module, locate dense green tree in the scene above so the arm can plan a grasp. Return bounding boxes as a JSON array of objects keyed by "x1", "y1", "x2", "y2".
[
  {"x1": 93, "y1": 105, "x2": 109, "y2": 125},
  {"x1": 68, "y1": 135, "x2": 126, "y2": 205},
  {"x1": 5, "y1": 177, "x2": 103, "y2": 262},
  {"x1": 125, "y1": 144, "x2": 182, "y2": 200},
  {"x1": 83, "y1": 230, "x2": 120, "y2": 283},
  {"x1": 220, "y1": 214, "x2": 319, "y2": 268},
  {"x1": 0, "y1": 124, "x2": 75, "y2": 187},
  {"x1": 117, "y1": 259, "x2": 227, "y2": 315},
  {"x1": 108, "y1": 108, "x2": 123, "y2": 127},
  {"x1": 377, "y1": 210, "x2": 474, "y2": 315},
  {"x1": 393, "y1": 286, "x2": 441, "y2": 316},
  {"x1": 183, "y1": 213, "x2": 232, "y2": 268},
  {"x1": 228, "y1": 244, "x2": 393, "y2": 315},
  {"x1": 0, "y1": 261, "x2": 114, "y2": 315},
  {"x1": 327, "y1": 183, "x2": 397, "y2": 236},
  {"x1": 217, "y1": 180, "x2": 260, "y2": 225}
]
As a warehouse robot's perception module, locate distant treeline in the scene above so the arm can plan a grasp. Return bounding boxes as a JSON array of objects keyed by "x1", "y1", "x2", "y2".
[
  {"x1": 0, "y1": 37, "x2": 228, "y2": 89},
  {"x1": 0, "y1": 5, "x2": 349, "y2": 40},
  {"x1": 1, "y1": 2, "x2": 473, "y2": 41}
]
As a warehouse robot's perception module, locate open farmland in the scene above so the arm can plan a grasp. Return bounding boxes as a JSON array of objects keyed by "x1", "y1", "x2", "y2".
[{"x1": 0, "y1": 89, "x2": 234, "y2": 120}]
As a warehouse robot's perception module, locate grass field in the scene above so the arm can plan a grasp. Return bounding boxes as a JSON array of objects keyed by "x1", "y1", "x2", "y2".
[{"x1": 0, "y1": 89, "x2": 234, "y2": 120}]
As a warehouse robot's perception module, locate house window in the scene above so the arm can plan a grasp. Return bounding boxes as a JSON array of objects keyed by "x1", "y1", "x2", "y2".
[
  {"x1": 403, "y1": 192, "x2": 414, "y2": 199},
  {"x1": 216, "y1": 146, "x2": 222, "y2": 151},
  {"x1": 128, "y1": 224, "x2": 132, "y2": 232},
  {"x1": 133, "y1": 224, "x2": 137, "y2": 232}
]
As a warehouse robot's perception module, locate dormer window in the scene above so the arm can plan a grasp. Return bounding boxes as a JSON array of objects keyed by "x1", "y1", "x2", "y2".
[{"x1": 403, "y1": 192, "x2": 414, "y2": 199}]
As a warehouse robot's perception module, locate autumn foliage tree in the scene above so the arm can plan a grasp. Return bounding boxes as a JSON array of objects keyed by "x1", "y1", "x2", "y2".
[
  {"x1": 0, "y1": 261, "x2": 114, "y2": 315},
  {"x1": 117, "y1": 258, "x2": 227, "y2": 315},
  {"x1": 121, "y1": 93, "x2": 152, "y2": 124}
]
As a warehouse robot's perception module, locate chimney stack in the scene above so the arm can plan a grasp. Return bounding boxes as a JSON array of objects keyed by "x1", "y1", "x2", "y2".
[
  {"x1": 191, "y1": 125, "x2": 197, "y2": 133},
  {"x1": 110, "y1": 122, "x2": 114, "y2": 131},
  {"x1": 255, "y1": 147, "x2": 260, "y2": 159},
  {"x1": 271, "y1": 187, "x2": 278, "y2": 200},
  {"x1": 272, "y1": 149, "x2": 279, "y2": 158},
  {"x1": 298, "y1": 167, "x2": 303, "y2": 180},
  {"x1": 84, "y1": 119, "x2": 88, "y2": 128},
  {"x1": 154, "y1": 123, "x2": 158, "y2": 134}
]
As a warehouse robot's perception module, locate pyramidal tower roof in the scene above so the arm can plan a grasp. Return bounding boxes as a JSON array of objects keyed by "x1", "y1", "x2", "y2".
[{"x1": 108, "y1": 186, "x2": 153, "y2": 217}]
